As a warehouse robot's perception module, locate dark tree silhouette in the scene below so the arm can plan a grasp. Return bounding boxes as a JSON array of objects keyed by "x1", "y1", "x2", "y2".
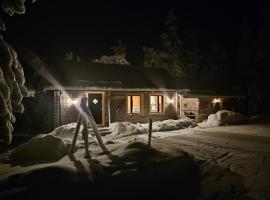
[
  {"x1": 143, "y1": 8, "x2": 202, "y2": 78},
  {"x1": 0, "y1": 0, "x2": 28, "y2": 147},
  {"x1": 202, "y1": 43, "x2": 230, "y2": 79}
]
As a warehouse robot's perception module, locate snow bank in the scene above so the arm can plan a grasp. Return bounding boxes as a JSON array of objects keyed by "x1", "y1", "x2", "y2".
[
  {"x1": 9, "y1": 134, "x2": 69, "y2": 163},
  {"x1": 198, "y1": 110, "x2": 248, "y2": 128},
  {"x1": 152, "y1": 118, "x2": 196, "y2": 132},
  {"x1": 110, "y1": 118, "x2": 195, "y2": 138},
  {"x1": 3, "y1": 141, "x2": 199, "y2": 199},
  {"x1": 110, "y1": 122, "x2": 148, "y2": 137},
  {"x1": 50, "y1": 123, "x2": 80, "y2": 139}
]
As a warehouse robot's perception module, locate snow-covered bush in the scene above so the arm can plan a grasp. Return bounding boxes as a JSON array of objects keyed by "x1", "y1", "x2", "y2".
[
  {"x1": 198, "y1": 110, "x2": 249, "y2": 128},
  {"x1": 110, "y1": 118, "x2": 195, "y2": 138},
  {"x1": 152, "y1": 118, "x2": 195, "y2": 132},
  {"x1": 9, "y1": 134, "x2": 69, "y2": 163},
  {"x1": 110, "y1": 122, "x2": 148, "y2": 137},
  {"x1": 50, "y1": 122, "x2": 80, "y2": 139},
  {"x1": 0, "y1": 0, "x2": 28, "y2": 147}
]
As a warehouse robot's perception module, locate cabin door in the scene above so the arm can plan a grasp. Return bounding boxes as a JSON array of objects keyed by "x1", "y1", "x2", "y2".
[{"x1": 88, "y1": 93, "x2": 103, "y2": 124}]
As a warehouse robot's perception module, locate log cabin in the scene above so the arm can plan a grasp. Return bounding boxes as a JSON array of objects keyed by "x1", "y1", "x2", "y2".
[{"x1": 24, "y1": 61, "x2": 246, "y2": 131}]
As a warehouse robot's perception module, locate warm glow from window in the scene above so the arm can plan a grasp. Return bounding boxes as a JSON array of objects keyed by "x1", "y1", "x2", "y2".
[
  {"x1": 150, "y1": 95, "x2": 163, "y2": 113},
  {"x1": 127, "y1": 95, "x2": 141, "y2": 113},
  {"x1": 127, "y1": 96, "x2": 131, "y2": 113}
]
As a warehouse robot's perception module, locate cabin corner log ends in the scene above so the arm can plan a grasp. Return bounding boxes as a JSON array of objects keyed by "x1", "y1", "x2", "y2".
[{"x1": 69, "y1": 97, "x2": 109, "y2": 155}]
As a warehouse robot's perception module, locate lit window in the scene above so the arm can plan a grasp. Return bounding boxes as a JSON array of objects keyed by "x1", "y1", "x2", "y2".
[
  {"x1": 127, "y1": 95, "x2": 141, "y2": 113},
  {"x1": 150, "y1": 95, "x2": 163, "y2": 113}
]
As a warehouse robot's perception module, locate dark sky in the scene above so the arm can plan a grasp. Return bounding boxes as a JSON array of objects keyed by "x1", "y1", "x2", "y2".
[{"x1": 1, "y1": 0, "x2": 268, "y2": 65}]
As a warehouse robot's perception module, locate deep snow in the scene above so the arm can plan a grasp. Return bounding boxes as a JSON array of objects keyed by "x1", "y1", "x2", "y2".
[
  {"x1": 198, "y1": 110, "x2": 249, "y2": 128},
  {"x1": 0, "y1": 115, "x2": 269, "y2": 199},
  {"x1": 0, "y1": 127, "x2": 200, "y2": 199},
  {"x1": 110, "y1": 117, "x2": 196, "y2": 138}
]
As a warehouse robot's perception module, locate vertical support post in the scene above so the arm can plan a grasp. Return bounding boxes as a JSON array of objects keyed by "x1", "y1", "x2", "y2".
[
  {"x1": 53, "y1": 91, "x2": 61, "y2": 128},
  {"x1": 82, "y1": 118, "x2": 90, "y2": 158},
  {"x1": 178, "y1": 93, "x2": 181, "y2": 118},
  {"x1": 69, "y1": 113, "x2": 83, "y2": 154},
  {"x1": 108, "y1": 91, "x2": 111, "y2": 126},
  {"x1": 148, "y1": 118, "x2": 152, "y2": 148},
  {"x1": 69, "y1": 97, "x2": 109, "y2": 155}
]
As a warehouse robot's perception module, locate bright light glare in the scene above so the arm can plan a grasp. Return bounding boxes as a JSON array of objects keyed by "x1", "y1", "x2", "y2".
[
  {"x1": 71, "y1": 99, "x2": 77, "y2": 105},
  {"x1": 169, "y1": 99, "x2": 174, "y2": 104},
  {"x1": 34, "y1": 64, "x2": 83, "y2": 114},
  {"x1": 212, "y1": 98, "x2": 221, "y2": 104}
]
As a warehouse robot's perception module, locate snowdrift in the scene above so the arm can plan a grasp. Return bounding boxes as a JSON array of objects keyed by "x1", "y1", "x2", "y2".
[
  {"x1": 2, "y1": 141, "x2": 200, "y2": 199},
  {"x1": 50, "y1": 123, "x2": 79, "y2": 139},
  {"x1": 198, "y1": 110, "x2": 248, "y2": 128},
  {"x1": 110, "y1": 118, "x2": 196, "y2": 138},
  {"x1": 9, "y1": 134, "x2": 69, "y2": 163},
  {"x1": 8, "y1": 118, "x2": 196, "y2": 164}
]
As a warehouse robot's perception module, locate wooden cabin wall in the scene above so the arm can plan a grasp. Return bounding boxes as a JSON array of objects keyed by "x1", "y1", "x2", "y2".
[
  {"x1": 58, "y1": 91, "x2": 86, "y2": 126},
  {"x1": 56, "y1": 90, "x2": 245, "y2": 127},
  {"x1": 109, "y1": 91, "x2": 178, "y2": 124},
  {"x1": 197, "y1": 96, "x2": 245, "y2": 122},
  {"x1": 57, "y1": 90, "x2": 178, "y2": 127},
  {"x1": 56, "y1": 90, "x2": 246, "y2": 127}
]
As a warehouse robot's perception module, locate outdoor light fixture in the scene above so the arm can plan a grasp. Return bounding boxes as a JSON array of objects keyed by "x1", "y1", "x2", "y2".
[
  {"x1": 66, "y1": 97, "x2": 78, "y2": 106},
  {"x1": 169, "y1": 99, "x2": 174, "y2": 104},
  {"x1": 212, "y1": 98, "x2": 221, "y2": 104},
  {"x1": 71, "y1": 99, "x2": 78, "y2": 105}
]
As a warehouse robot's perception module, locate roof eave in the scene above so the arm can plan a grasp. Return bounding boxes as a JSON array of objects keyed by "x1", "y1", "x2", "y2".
[{"x1": 43, "y1": 86, "x2": 187, "y2": 92}]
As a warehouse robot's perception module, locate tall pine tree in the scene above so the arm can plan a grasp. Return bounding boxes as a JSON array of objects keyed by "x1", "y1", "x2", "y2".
[{"x1": 143, "y1": 8, "x2": 202, "y2": 78}]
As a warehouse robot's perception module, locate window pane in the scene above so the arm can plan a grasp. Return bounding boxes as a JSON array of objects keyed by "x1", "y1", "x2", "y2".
[
  {"x1": 132, "y1": 96, "x2": 141, "y2": 113},
  {"x1": 150, "y1": 96, "x2": 158, "y2": 112},
  {"x1": 127, "y1": 96, "x2": 131, "y2": 113},
  {"x1": 150, "y1": 95, "x2": 163, "y2": 112},
  {"x1": 158, "y1": 96, "x2": 163, "y2": 112}
]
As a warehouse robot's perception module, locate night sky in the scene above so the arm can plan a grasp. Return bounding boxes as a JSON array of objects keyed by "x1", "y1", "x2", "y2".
[{"x1": 1, "y1": 0, "x2": 268, "y2": 66}]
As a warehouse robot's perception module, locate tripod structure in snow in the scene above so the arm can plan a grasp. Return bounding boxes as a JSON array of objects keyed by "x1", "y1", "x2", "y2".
[{"x1": 69, "y1": 97, "x2": 108, "y2": 157}]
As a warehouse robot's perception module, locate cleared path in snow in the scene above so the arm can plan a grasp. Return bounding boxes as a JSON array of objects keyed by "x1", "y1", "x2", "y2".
[{"x1": 151, "y1": 124, "x2": 270, "y2": 200}]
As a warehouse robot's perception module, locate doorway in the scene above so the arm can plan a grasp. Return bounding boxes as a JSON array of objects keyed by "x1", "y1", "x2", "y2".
[{"x1": 88, "y1": 93, "x2": 104, "y2": 125}]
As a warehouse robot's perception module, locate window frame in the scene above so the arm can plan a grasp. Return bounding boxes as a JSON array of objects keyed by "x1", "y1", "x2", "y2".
[
  {"x1": 149, "y1": 95, "x2": 164, "y2": 113},
  {"x1": 127, "y1": 95, "x2": 142, "y2": 114}
]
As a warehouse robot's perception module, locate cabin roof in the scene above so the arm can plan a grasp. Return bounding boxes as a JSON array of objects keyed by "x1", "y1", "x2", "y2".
[{"x1": 41, "y1": 61, "x2": 243, "y2": 96}]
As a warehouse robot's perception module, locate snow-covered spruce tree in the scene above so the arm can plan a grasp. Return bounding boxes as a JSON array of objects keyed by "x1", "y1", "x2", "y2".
[
  {"x1": 160, "y1": 8, "x2": 184, "y2": 76},
  {"x1": 93, "y1": 40, "x2": 130, "y2": 65},
  {"x1": 0, "y1": 0, "x2": 28, "y2": 147},
  {"x1": 143, "y1": 9, "x2": 201, "y2": 78}
]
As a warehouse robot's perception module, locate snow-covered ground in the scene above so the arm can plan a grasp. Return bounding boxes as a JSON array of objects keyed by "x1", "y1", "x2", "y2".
[
  {"x1": 154, "y1": 124, "x2": 270, "y2": 199},
  {"x1": 197, "y1": 110, "x2": 249, "y2": 128},
  {"x1": 0, "y1": 123, "x2": 199, "y2": 199},
  {"x1": 0, "y1": 121, "x2": 270, "y2": 199},
  {"x1": 109, "y1": 117, "x2": 196, "y2": 138}
]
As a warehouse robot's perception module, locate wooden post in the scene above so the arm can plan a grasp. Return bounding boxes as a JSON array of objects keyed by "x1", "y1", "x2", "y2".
[
  {"x1": 69, "y1": 97, "x2": 109, "y2": 155},
  {"x1": 80, "y1": 97, "x2": 109, "y2": 154},
  {"x1": 108, "y1": 92, "x2": 111, "y2": 126},
  {"x1": 148, "y1": 118, "x2": 152, "y2": 148},
  {"x1": 82, "y1": 118, "x2": 90, "y2": 158},
  {"x1": 69, "y1": 113, "x2": 82, "y2": 154},
  {"x1": 53, "y1": 91, "x2": 61, "y2": 129}
]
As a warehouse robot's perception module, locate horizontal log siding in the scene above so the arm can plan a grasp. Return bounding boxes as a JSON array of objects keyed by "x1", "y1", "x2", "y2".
[
  {"x1": 109, "y1": 91, "x2": 178, "y2": 124},
  {"x1": 58, "y1": 90, "x2": 178, "y2": 127},
  {"x1": 59, "y1": 91, "x2": 85, "y2": 125}
]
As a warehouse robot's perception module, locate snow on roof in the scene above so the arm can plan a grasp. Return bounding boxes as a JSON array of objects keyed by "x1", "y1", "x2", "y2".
[{"x1": 41, "y1": 61, "x2": 243, "y2": 95}]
